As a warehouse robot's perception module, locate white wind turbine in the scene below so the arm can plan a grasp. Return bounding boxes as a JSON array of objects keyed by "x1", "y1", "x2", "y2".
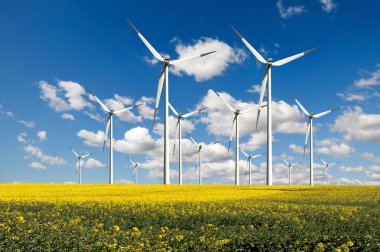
[
  {"x1": 281, "y1": 156, "x2": 302, "y2": 186},
  {"x1": 231, "y1": 26, "x2": 317, "y2": 186},
  {"x1": 240, "y1": 149, "x2": 265, "y2": 186},
  {"x1": 213, "y1": 89, "x2": 265, "y2": 185},
  {"x1": 169, "y1": 103, "x2": 207, "y2": 185},
  {"x1": 128, "y1": 157, "x2": 150, "y2": 184},
  {"x1": 128, "y1": 19, "x2": 216, "y2": 185},
  {"x1": 188, "y1": 135, "x2": 218, "y2": 185},
  {"x1": 292, "y1": 95, "x2": 339, "y2": 186},
  {"x1": 69, "y1": 146, "x2": 93, "y2": 184},
  {"x1": 88, "y1": 90, "x2": 141, "y2": 184},
  {"x1": 319, "y1": 156, "x2": 339, "y2": 185}
]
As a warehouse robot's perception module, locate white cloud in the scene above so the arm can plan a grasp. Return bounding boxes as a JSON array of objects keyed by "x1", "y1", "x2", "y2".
[
  {"x1": 247, "y1": 84, "x2": 261, "y2": 94},
  {"x1": 77, "y1": 130, "x2": 104, "y2": 147},
  {"x1": 320, "y1": 0, "x2": 336, "y2": 13},
  {"x1": 30, "y1": 162, "x2": 46, "y2": 170},
  {"x1": 136, "y1": 96, "x2": 155, "y2": 120},
  {"x1": 104, "y1": 94, "x2": 141, "y2": 123},
  {"x1": 37, "y1": 131, "x2": 47, "y2": 141},
  {"x1": 315, "y1": 138, "x2": 355, "y2": 158},
  {"x1": 17, "y1": 120, "x2": 35, "y2": 128},
  {"x1": 340, "y1": 165, "x2": 365, "y2": 173},
  {"x1": 114, "y1": 178, "x2": 134, "y2": 184},
  {"x1": 17, "y1": 133, "x2": 27, "y2": 143},
  {"x1": 361, "y1": 152, "x2": 380, "y2": 164},
  {"x1": 82, "y1": 158, "x2": 106, "y2": 169},
  {"x1": 39, "y1": 80, "x2": 70, "y2": 112},
  {"x1": 276, "y1": 0, "x2": 306, "y2": 19},
  {"x1": 337, "y1": 92, "x2": 367, "y2": 102},
  {"x1": 289, "y1": 144, "x2": 308, "y2": 154},
  {"x1": 331, "y1": 106, "x2": 380, "y2": 142},
  {"x1": 171, "y1": 38, "x2": 247, "y2": 81},
  {"x1": 24, "y1": 145, "x2": 67, "y2": 166},
  {"x1": 240, "y1": 132, "x2": 268, "y2": 151},
  {"x1": 114, "y1": 127, "x2": 159, "y2": 154},
  {"x1": 58, "y1": 80, "x2": 91, "y2": 110},
  {"x1": 62, "y1": 113, "x2": 75, "y2": 120},
  {"x1": 84, "y1": 111, "x2": 103, "y2": 122},
  {"x1": 354, "y1": 64, "x2": 380, "y2": 88}
]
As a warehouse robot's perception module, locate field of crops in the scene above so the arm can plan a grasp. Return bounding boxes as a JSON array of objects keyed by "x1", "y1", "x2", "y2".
[{"x1": 0, "y1": 184, "x2": 379, "y2": 251}]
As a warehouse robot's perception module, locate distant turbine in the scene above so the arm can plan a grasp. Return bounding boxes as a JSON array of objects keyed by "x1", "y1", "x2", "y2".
[
  {"x1": 188, "y1": 135, "x2": 218, "y2": 185},
  {"x1": 128, "y1": 19, "x2": 216, "y2": 185},
  {"x1": 292, "y1": 95, "x2": 339, "y2": 186},
  {"x1": 319, "y1": 156, "x2": 339, "y2": 185},
  {"x1": 128, "y1": 157, "x2": 150, "y2": 184},
  {"x1": 240, "y1": 149, "x2": 265, "y2": 185},
  {"x1": 88, "y1": 89, "x2": 141, "y2": 184},
  {"x1": 169, "y1": 103, "x2": 207, "y2": 185},
  {"x1": 69, "y1": 146, "x2": 93, "y2": 184},
  {"x1": 231, "y1": 26, "x2": 317, "y2": 186},
  {"x1": 281, "y1": 156, "x2": 302, "y2": 186},
  {"x1": 213, "y1": 89, "x2": 265, "y2": 185}
]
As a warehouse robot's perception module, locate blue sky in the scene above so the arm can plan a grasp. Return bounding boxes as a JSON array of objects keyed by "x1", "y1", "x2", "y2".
[{"x1": 1, "y1": 0, "x2": 380, "y2": 184}]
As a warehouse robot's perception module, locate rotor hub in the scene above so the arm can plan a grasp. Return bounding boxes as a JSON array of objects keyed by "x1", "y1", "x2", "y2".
[
  {"x1": 164, "y1": 55, "x2": 170, "y2": 64},
  {"x1": 267, "y1": 58, "x2": 273, "y2": 66}
]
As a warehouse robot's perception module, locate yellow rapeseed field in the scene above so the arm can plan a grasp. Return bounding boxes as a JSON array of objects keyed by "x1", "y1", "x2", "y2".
[{"x1": 0, "y1": 184, "x2": 379, "y2": 251}]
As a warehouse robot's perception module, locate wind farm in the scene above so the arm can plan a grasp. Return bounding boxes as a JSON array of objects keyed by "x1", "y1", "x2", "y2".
[{"x1": 1, "y1": 1, "x2": 380, "y2": 251}]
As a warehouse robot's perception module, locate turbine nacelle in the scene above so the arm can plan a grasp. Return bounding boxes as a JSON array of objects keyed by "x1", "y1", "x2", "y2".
[{"x1": 266, "y1": 58, "x2": 273, "y2": 66}]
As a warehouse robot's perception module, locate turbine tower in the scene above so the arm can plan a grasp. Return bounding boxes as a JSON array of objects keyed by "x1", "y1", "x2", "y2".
[
  {"x1": 231, "y1": 26, "x2": 317, "y2": 186},
  {"x1": 281, "y1": 156, "x2": 302, "y2": 186},
  {"x1": 128, "y1": 157, "x2": 150, "y2": 184},
  {"x1": 240, "y1": 149, "x2": 265, "y2": 185},
  {"x1": 319, "y1": 156, "x2": 339, "y2": 185},
  {"x1": 69, "y1": 147, "x2": 93, "y2": 184},
  {"x1": 128, "y1": 19, "x2": 216, "y2": 185},
  {"x1": 169, "y1": 103, "x2": 206, "y2": 185},
  {"x1": 88, "y1": 90, "x2": 141, "y2": 184},
  {"x1": 188, "y1": 135, "x2": 218, "y2": 185},
  {"x1": 213, "y1": 89, "x2": 265, "y2": 185},
  {"x1": 292, "y1": 95, "x2": 339, "y2": 186}
]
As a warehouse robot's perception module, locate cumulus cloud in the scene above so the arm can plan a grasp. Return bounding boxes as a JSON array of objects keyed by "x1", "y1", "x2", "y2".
[
  {"x1": 170, "y1": 38, "x2": 247, "y2": 81},
  {"x1": 39, "y1": 80, "x2": 70, "y2": 112},
  {"x1": 17, "y1": 133, "x2": 27, "y2": 143},
  {"x1": 354, "y1": 64, "x2": 380, "y2": 88},
  {"x1": 30, "y1": 162, "x2": 46, "y2": 170},
  {"x1": 114, "y1": 127, "x2": 159, "y2": 154},
  {"x1": 82, "y1": 158, "x2": 106, "y2": 169},
  {"x1": 84, "y1": 111, "x2": 103, "y2": 122},
  {"x1": 37, "y1": 131, "x2": 47, "y2": 141},
  {"x1": 17, "y1": 120, "x2": 35, "y2": 128},
  {"x1": 331, "y1": 106, "x2": 380, "y2": 142},
  {"x1": 62, "y1": 113, "x2": 75, "y2": 120},
  {"x1": 340, "y1": 165, "x2": 365, "y2": 173},
  {"x1": 103, "y1": 94, "x2": 141, "y2": 122},
  {"x1": 276, "y1": 0, "x2": 306, "y2": 19},
  {"x1": 247, "y1": 84, "x2": 261, "y2": 94},
  {"x1": 289, "y1": 144, "x2": 309, "y2": 154},
  {"x1": 337, "y1": 92, "x2": 367, "y2": 102},
  {"x1": 24, "y1": 145, "x2": 67, "y2": 166},
  {"x1": 58, "y1": 81, "x2": 91, "y2": 110},
  {"x1": 77, "y1": 130, "x2": 104, "y2": 147},
  {"x1": 320, "y1": 0, "x2": 336, "y2": 13},
  {"x1": 315, "y1": 138, "x2": 355, "y2": 158}
]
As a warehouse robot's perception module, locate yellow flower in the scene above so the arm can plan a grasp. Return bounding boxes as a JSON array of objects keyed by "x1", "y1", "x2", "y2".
[
  {"x1": 113, "y1": 225, "x2": 120, "y2": 232},
  {"x1": 175, "y1": 234, "x2": 184, "y2": 242},
  {"x1": 16, "y1": 216, "x2": 25, "y2": 223},
  {"x1": 12, "y1": 236, "x2": 19, "y2": 241}
]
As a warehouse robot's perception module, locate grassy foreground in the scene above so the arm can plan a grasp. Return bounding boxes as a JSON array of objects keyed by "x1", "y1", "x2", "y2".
[{"x1": 0, "y1": 184, "x2": 379, "y2": 251}]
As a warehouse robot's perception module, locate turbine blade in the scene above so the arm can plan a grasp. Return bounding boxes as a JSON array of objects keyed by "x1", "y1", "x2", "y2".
[
  {"x1": 291, "y1": 94, "x2": 310, "y2": 116},
  {"x1": 256, "y1": 69, "x2": 269, "y2": 129},
  {"x1": 127, "y1": 19, "x2": 164, "y2": 62},
  {"x1": 173, "y1": 119, "x2": 180, "y2": 156},
  {"x1": 153, "y1": 66, "x2": 166, "y2": 125},
  {"x1": 231, "y1": 26, "x2": 266, "y2": 64},
  {"x1": 304, "y1": 119, "x2": 311, "y2": 156},
  {"x1": 168, "y1": 102, "x2": 179, "y2": 116},
  {"x1": 240, "y1": 149, "x2": 249, "y2": 158},
  {"x1": 69, "y1": 146, "x2": 79, "y2": 157},
  {"x1": 272, "y1": 47, "x2": 319, "y2": 67},
  {"x1": 329, "y1": 162, "x2": 339, "y2": 166},
  {"x1": 251, "y1": 153, "x2": 266, "y2": 159},
  {"x1": 103, "y1": 115, "x2": 111, "y2": 151},
  {"x1": 319, "y1": 156, "x2": 327, "y2": 165},
  {"x1": 207, "y1": 141, "x2": 219, "y2": 146},
  {"x1": 241, "y1": 104, "x2": 267, "y2": 114},
  {"x1": 113, "y1": 104, "x2": 142, "y2": 115},
  {"x1": 313, "y1": 107, "x2": 340, "y2": 118},
  {"x1": 182, "y1": 107, "x2": 207, "y2": 118},
  {"x1": 188, "y1": 135, "x2": 198, "y2": 146},
  {"x1": 228, "y1": 116, "x2": 237, "y2": 153},
  {"x1": 281, "y1": 157, "x2": 289, "y2": 165},
  {"x1": 170, "y1": 51, "x2": 216, "y2": 65},
  {"x1": 212, "y1": 89, "x2": 235, "y2": 112},
  {"x1": 88, "y1": 89, "x2": 110, "y2": 113}
]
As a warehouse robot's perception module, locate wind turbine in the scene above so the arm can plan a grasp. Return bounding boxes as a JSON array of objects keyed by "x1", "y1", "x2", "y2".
[
  {"x1": 169, "y1": 103, "x2": 207, "y2": 185},
  {"x1": 88, "y1": 90, "x2": 141, "y2": 184},
  {"x1": 128, "y1": 19, "x2": 216, "y2": 185},
  {"x1": 240, "y1": 149, "x2": 265, "y2": 185},
  {"x1": 69, "y1": 146, "x2": 93, "y2": 184},
  {"x1": 212, "y1": 89, "x2": 265, "y2": 185},
  {"x1": 292, "y1": 95, "x2": 339, "y2": 186},
  {"x1": 319, "y1": 156, "x2": 339, "y2": 185},
  {"x1": 188, "y1": 135, "x2": 218, "y2": 185},
  {"x1": 280, "y1": 156, "x2": 302, "y2": 186},
  {"x1": 231, "y1": 26, "x2": 317, "y2": 186},
  {"x1": 128, "y1": 157, "x2": 150, "y2": 184}
]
